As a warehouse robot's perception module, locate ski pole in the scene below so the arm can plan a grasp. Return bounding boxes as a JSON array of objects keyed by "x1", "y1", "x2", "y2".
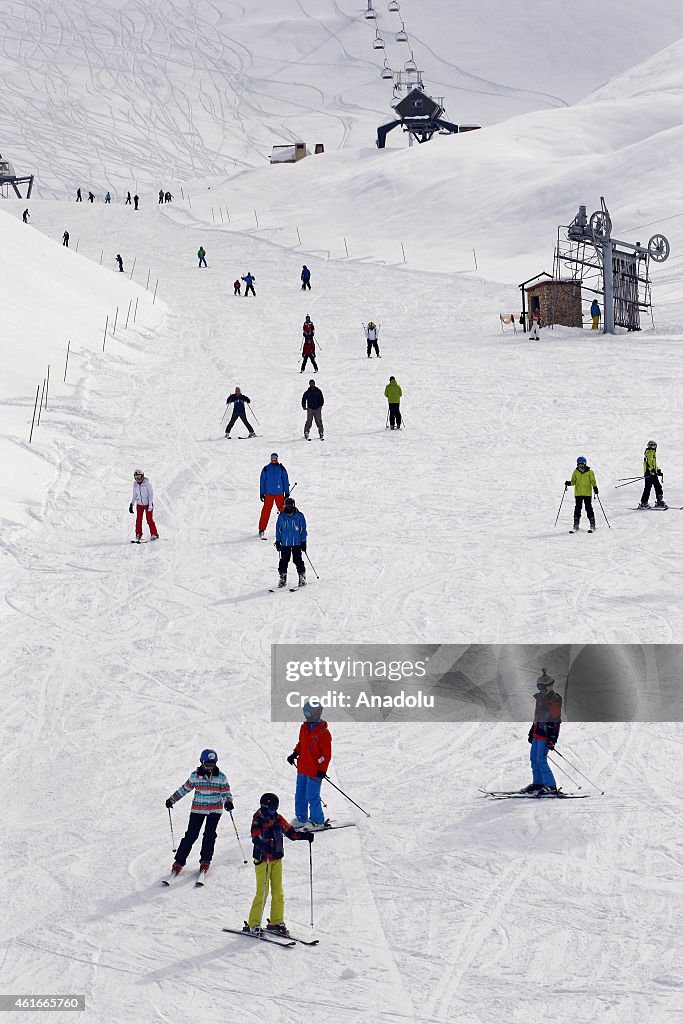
[
  {"x1": 385, "y1": 408, "x2": 390, "y2": 429},
  {"x1": 554, "y1": 484, "x2": 568, "y2": 527},
  {"x1": 322, "y1": 774, "x2": 370, "y2": 817},
  {"x1": 614, "y1": 478, "x2": 642, "y2": 488},
  {"x1": 168, "y1": 807, "x2": 176, "y2": 852},
  {"x1": 249, "y1": 406, "x2": 261, "y2": 426},
  {"x1": 258, "y1": 861, "x2": 270, "y2": 928},
  {"x1": 617, "y1": 476, "x2": 643, "y2": 482},
  {"x1": 552, "y1": 748, "x2": 605, "y2": 794},
  {"x1": 288, "y1": 761, "x2": 327, "y2": 806},
  {"x1": 309, "y1": 842, "x2": 315, "y2": 929},
  {"x1": 595, "y1": 493, "x2": 611, "y2": 528},
  {"x1": 547, "y1": 753, "x2": 582, "y2": 790},
  {"x1": 303, "y1": 549, "x2": 319, "y2": 580},
  {"x1": 230, "y1": 811, "x2": 248, "y2": 864},
  {"x1": 220, "y1": 405, "x2": 229, "y2": 425}
]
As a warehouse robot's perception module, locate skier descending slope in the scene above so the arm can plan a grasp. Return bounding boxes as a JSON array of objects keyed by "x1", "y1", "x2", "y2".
[
  {"x1": 224, "y1": 387, "x2": 255, "y2": 439},
  {"x1": 364, "y1": 321, "x2": 381, "y2": 358},
  {"x1": 259, "y1": 453, "x2": 290, "y2": 538},
  {"x1": 301, "y1": 380, "x2": 324, "y2": 440},
  {"x1": 275, "y1": 496, "x2": 307, "y2": 589},
  {"x1": 164, "y1": 749, "x2": 234, "y2": 882},
  {"x1": 523, "y1": 670, "x2": 562, "y2": 795},
  {"x1": 638, "y1": 440, "x2": 667, "y2": 509},
  {"x1": 129, "y1": 469, "x2": 159, "y2": 542},
  {"x1": 566, "y1": 456, "x2": 598, "y2": 532},
  {"x1": 287, "y1": 701, "x2": 332, "y2": 827}
]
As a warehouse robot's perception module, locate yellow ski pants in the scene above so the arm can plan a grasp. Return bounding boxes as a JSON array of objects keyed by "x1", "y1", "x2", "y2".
[{"x1": 248, "y1": 860, "x2": 285, "y2": 927}]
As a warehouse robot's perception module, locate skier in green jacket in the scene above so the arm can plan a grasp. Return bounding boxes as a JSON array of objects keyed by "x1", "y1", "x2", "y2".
[
  {"x1": 565, "y1": 456, "x2": 598, "y2": 532},
  {"x1": 198, "y1": 246, "x2": 207, "y2": 268},
  {"x1": 384, "y1": 376, "x2": 402, "y2": 429},
  {"x1": 638, "y1": 440, "x2": 667, "y2": 510}
]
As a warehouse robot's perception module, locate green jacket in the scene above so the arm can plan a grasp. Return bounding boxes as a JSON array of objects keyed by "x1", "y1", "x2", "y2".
[
  {"x1": 643, "y1": 449, "x2": 658, "y2": 474},
  {"x1": 570, "y1": 465, "x2": 597, "y2": 496},
  {"x1": 384, "y1": 380, "x2": 402, "y2": 403},
  {"x1": 198, "y1": 247, "x2": 206, "y2": 258}
]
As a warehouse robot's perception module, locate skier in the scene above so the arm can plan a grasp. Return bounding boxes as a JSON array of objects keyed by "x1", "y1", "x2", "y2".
[
  {"x1": 164, "y1": 191, "x2": 173, "y2": 203},
  {"x1": 565, "y1": 456, "x2": 598, "y2": 532},
  {"x1": 523, "y1": 670, "x2": 562, "y2": 795},
  {"x1": 116, "y1": 254, "x2": 124, "y2": 273},
  {"x1": 129, "y1": 468, "x2": 159, "y2": 542},
  {"x1": 384, "y1": 376, "x2": 402, "y2": 429},
  {"x1": 62, "y1": 230, "x2": 70, "y2": 247},
  {"x1": 104, "y1": 192, "x2": 111, "y2": 204},
  {"x1": 301, "y1": 265, "x2": 311, "y2": 290},
  {"x1": 197, "y1": 246, "x2": 207, "y2": 268},
  {"x1": 158, "y1": 189, "x2": 164, "y2": 204},
  {"x1": 638, "y1": 440, "x2": 667, "y2": 510},
  {"x1": 165, "y1": 749, "x2": 233, "y2": 879},
  {"x1": 244, "y1": 792, "x2": 313, "y2": 936},
  {"x1": 242, "y1": 272, "x2": 256, "y2": 297},
  {"x1": 259, "y1": 453, "x2": 289, "y2": 538},
  {"x1": 233, "y1": 279, "x2": 241, "y2": 296},
  {"x1": 529, "y1": 309, "x2": 541, "y2": 340},
  {"x1": 300, "y1": 337, "x2": 318, "y2": 373},
  {"x1": 365, "y1": 321, "x2": 380, "y2": 358},
  {"x1": 287, "y1": 701, "x2": 331, "y2": 825},
  {"x1": 22, "y1": 209, "x2": 29, "y2": 223},
  {"x1": 125, "y1": 191, "x2": 132, "y2": 205},
  {"x1": 275, "y1": 496, "x2": 307, "y2": 588},
  {"x1": 224, "y1": 387, "x2": 256, "y2": 439},
  {"x1": 76, "y1": 188, "x2": 82, "y2": 202},
  {"x1": 302, "y1": 315, "x2": 315, "y2": 341},
  {"x1": 301, "y1": 380, "x2": 324, "y2": 440},
  {"x1": 590, "y1": 298, "x2": 601, "y2": 330},
  {"x1": 133, "y1": 194, "x2": 139, "y2": 210},
  {"x1": 88, "y1": 191, "x2": 95, "y2": 203}
]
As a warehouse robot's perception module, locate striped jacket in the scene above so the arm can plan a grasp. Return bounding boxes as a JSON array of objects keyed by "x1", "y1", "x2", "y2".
[{"x1": 168, "y1": 765, "x2": 232, "y2": 815}]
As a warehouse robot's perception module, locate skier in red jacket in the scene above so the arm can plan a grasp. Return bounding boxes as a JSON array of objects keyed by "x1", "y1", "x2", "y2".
[{"x1": 287, "y1": 702, "x2": 331, "y2": 827}]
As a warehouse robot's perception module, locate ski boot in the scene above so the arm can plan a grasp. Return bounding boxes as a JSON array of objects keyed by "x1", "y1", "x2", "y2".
[
  {"x1": 259, "y1": 530, "x2": 266, "y2": 538},
  {"x1": 298, "y1": 573, "x2": 307, "y2": 587},
  {"x1": 278, "y1": 574, "x2": 287, "y2": 588},
  {"x1": 199, "y1": 861, "x2": 210, "y2": 874},
  {"x1": 521, "y1": 783, "x2": 543, "y2": 794},
  {"x1": 266, "y1": 922, "x2": 290, "y2": 937},
  {"x1": 536, "y1": 786, "x2": 558, "y2": 797},
  {"x1": 134, "y1": 534, "x2": 142, "y2": 543},
  {"x1": 248, "y1": 432, "x2": 256, "y2": 438},
  {"x1": 171, "y1": 862, "x2": 183, "y2": 876},
  {"x1": 655, "y1": 500, "x2": 668, "y2": 509},
  {"x1": 243, "y1": 922, "x2": 263, "y2": 936},
  {"x1": 150, "y1": 534, "x2": 159, "y2": 541},
  {"x1": 304, "y1": 432, "x2": 309, "y2": 440},
  {"x1": 588, "y1": 522, "x2": 596, "y2": 533},
  {"x1": 637, "y1": 502, "x2": 650, "y2": 510}
]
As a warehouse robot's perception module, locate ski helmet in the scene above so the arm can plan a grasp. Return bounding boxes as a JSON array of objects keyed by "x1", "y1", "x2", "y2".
[
  {"x1": 284, "y1": 496, "x2": 296, "y2": 510},
  {"x1": 133, "y1": 468, "x2": 144, "y2": 479},
  {"x1": 260, "y1": 792, "x2": 279, "y2": 812},
  {"x1": 646, "y1": 440, "x2": 657, "y2": 450},
  {"x1": 270, "y1": 452, "x2": 278, "y2": 460},
  {"x1": 576, "y1": 456, "x2": 587, "y2": 465},
  {"x1": 199, "y1": 748, "x2": 218, "y2": 764},
  {"x1": 303, "y1": 700, "x2": 322, "y2": 721}
]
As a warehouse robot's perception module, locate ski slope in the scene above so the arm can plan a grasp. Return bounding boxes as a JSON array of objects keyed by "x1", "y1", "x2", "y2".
[{"x1": 1, "y1": 2, "x2": 683, "y2": 1023}]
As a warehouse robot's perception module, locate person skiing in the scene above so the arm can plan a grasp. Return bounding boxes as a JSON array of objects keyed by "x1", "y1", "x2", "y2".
[
  {"x1": 523, "y1": 670, "x2": 562, "y2": 795},
  {"x1": 301, "y1": 380, "x2": 324, "y2": 440},
  {"x1": 76, "y1": 188, "x2": 82, "y2": 202},
  {"x1": 365, "y1": 321, "x2": 380, "y2": 358},
  {"x1": 62, "y1": 230, "x2": 70, "y2": 247},
  {"x1": 233, "y1": 279, "x2": 241, "y2": 296},
  {"x1": 224, "y1": 387, "x2": 256, "y2": 439},
  {"x1": 158, "y1": 189, "x2": 164, "y2": 204},
  {"x1": 275, "y1": 496, "x2": 307, "y2": 589},
  {"x1": 242, "y1": 272, "x2": 256, "y2": 297},
  {"x1": 565, "y1": 456, "x2": 598, "y2": 532},
  {"x1": 259, "y1": 453, "x2": 289, "y2": 538},
  {"x1": 301, "y1": 265, "x2": 311, "y2": 290},
  {"x1": 22, "y1": 209, "x2": 29, "y2": 223},
  {"x1": 133, "y1": 194, "x2": 139, "y2": 210},
  {"x1": 638, "y1": 440, "x2": 667, "y2": 510},
  {"x1": 300, "y1": 337, "x2": 318, "y2": 373},
  {"x1": 104, "y1": 191, "x2": 111, "y2": 204},
  {"x1": 244, "y1": 792, "x2": 313, "y2": 936},
  {"x1": 129, "y1": 468, "x2": 159, "y2": 542},
  {"x1": 529, "y1": 309, "x2": 541, "y2": 340},
  {"x1": 125, "y1": 191, "x2": 132, "y2": 205},
  {"x1": 302, "y1": 315, "x2": 315, "y2": 341},
  {"x1": 287, "y1": 701, "x2": 331, "y2": 825},
  {"x1": 88, "y1": 191, "x2": 95, "y2": 203},
  {"x1": 590, "y1": 298, "x2": 601, "y2": 330},
  {"x1": 165, "y1": 748, "x2": 233, "y2": 879},
  {"x1": 164, "y1": 191, "x2": 173, "y2": 203},
  {"x1": 197, "y1": 246, "x2": 207, "y2": 268},
  {"x1": 384, "y1": 376, "x2": 402, "y2": 429},
  {"x1": 116, "y1": 254, "x2": 124, "y2": 273}
]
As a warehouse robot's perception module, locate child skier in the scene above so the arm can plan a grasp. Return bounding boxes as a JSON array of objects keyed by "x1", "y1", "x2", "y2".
[
  {"x1": 129, "y1": 469, "x2": 159, "y2": 542},
  {"x1": 233, "y1": 279, "x2": 241, "y2": 296},
  {"x1": 523, "y1": 671, "x2": 562, "y2": 795},
  {"x1": 638, "y1": 440, "x2": 667, "y2": 509},
  {"x1": 244, "y1": 792, "x2": 313, "y2": 936},
  {"x1": 275, "y1": 496, "x2": 307, "y2": 588},
  {"x1": 287, "y1": 701, "x2": 332, "y2": 826},
  {"x1": 565, "y1": 456, "x2": 598, "y2": 532},
  {"x1": 165, "y1": 749, "x2": 233, "y2": 879}
]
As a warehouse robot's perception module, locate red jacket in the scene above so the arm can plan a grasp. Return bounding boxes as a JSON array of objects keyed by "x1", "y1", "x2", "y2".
[
  {"x1": 302, "y1": 339, "x2": 316, "y2": 356},
  {"x1": 294, "y1": 720, "x2": 331, "y2": 778},
  {"x1": 303, "y1": 321, "x2": 315, "y2": 337},
  {"x1": 530, "y1": 690, "x2": 562, "y2": 743}
]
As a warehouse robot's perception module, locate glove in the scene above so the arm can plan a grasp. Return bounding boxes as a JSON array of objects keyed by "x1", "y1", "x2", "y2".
[
  {"x1": 253, "y1": 857, "x2": 262, "y2": 865},
  {"x1": 316, "y1": 770, "x2": 325, "y2": 779},
  {"x1": 546, "y1": 740, "x2": 556, "y2": 750},
  {"x1": 564, "y1": 481, "x2": 571, "y2": 487},
  {"x1": 287, "y1": 752, "x2": 298, "y2": 765},
  {"x1": 527, "y1": 728, "x2": 533, "y2": 744},
  {"x1": 165, "y1": 798, "x2": 174, "y2": 809},
  {"x1": 275, "y1": 541, "x2": 281, "y2": 551},
  {"x1": 657, "y1": 469, "x2": 663, "y2": 477},
  {"x1": 129, "y1": 503, "x2": 134, "y2": 514},
  {"x1": 285, "y1": 492, "x2": 290, "y2": 499},
  {"x1": 300, "y1": 541, "x2": 307, "y2": 552},
  {"x1": 302, "y1": 832, "x2": 314, "y2": 843},
  {"x1": 260, "y1": 495, "x2": 264, "y2": 502},
  {"x1": 224, "y1": 799, "x2": 234, "y2": 812},
  {"x1": 593, "y1": 487, "x2": 599, "y2": 496}
]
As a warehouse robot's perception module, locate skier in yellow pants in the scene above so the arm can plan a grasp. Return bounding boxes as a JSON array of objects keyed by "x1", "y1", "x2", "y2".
[{"x1": 245, "y1": 792, "x2": 313, "y2": 937}]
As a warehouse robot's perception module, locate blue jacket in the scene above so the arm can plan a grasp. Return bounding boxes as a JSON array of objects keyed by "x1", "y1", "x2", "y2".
[
  {"x1": 301, "y1": 266, "x2": 311, "y2": 281},
  {"x1": 227, "y1": 393, "x2": 250, "y2": 414},
  {"x1": 276, "y1": 509, "x2": 307, "y2": 546},
  {"x1": 590, "y1": 300, "x2": 600, "y2": 317},
  {"x1": 242, "y1": 274, "x2": 255, "y2": 286},
  {"x1": 260, "y1": 462, "x2": 289, "y2": 498}
]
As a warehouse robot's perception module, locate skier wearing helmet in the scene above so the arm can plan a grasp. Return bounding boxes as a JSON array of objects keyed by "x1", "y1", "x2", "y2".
[
  {"x1": 565, "y1": 456, "x2": 598, "y2": 532},
  {"x1": 364, "y1": 320, "x2": 381, "y2": 358},
  {"x1": 164, "y1": 749, "x2": 234, "y2": 882},
  {"x1": 523, "y1": 670, "x2": 563, "y2": 795},
  {"x1": 638, "y1": 440, "x2": 667, "y2": 510},
  {"x1": 274, "y1": 496, "x2": 307, "y2": 588},
  {"x1": 287, "y1": 701, "x2": 332, "y2": 827},
  {"x1": 129, "y1": 469, "x2": 159, "y2": 542}
]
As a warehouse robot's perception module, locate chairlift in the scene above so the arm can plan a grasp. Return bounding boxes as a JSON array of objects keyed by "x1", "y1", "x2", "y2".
[
  {"x1": 404, "y1": 52, "x2": 417, "y2": 72},
  {"x1": 396, "y1": 22, "x2": 408, "y2": 42},
  {"x1": 365, "y1": 1, "x2": 376, "y2": 19},
  {"x1": 381, "y1": 61, "x2": 393, "y2": 80},
  {"x1": 373, "y1": 32, "x2": 385, "y2": 50},
  {"x1": 388, "y1": 0, "x2": 400, "y2": 11}
]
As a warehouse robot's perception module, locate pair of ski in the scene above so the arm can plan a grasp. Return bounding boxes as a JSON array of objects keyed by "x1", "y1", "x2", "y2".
[
  {"x1": 479, "y1": 788, "x2": 590, "y2": 800},
  {"x1": 292, "y1": 820, "x2": 356, "y2": 833},
  {"x1": 224, "y1": 434, "x2": 263, "y2": 439},
  {"x1": 161, "y1": 867, "x2": 207, "y2": 887},
  {"x1": 569, "y1": 527, "x2": 595, "y2": 534},
  {"x1": 269, "y1": 583, "x2": 307, "y2": 593},
  {"x1": 222, "y1": 924, "x2": 318, "y2": 948}
]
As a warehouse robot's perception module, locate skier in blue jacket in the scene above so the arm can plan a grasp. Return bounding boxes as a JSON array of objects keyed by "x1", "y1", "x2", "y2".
[
  {"x1": 259, "y1": 454, "x2": 290, "y2": 537},
  {"x1": 242, "y1": 272, "x2": 256, "y2": 297},
  {"x1": 275, "y1": 496, "x2": 307, "y2": 588},
  {"x1": 301, "y1": 265, "x2": 311, "y2": 290}
]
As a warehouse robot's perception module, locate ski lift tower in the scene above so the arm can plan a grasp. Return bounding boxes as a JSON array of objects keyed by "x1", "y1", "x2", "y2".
[
  {"x1": 376, "y1": 87, "x2": 460, "y2": 148},
  {"x1": 0, "y1": 153, "x2": 34, "y2": 199},
  {"x1": 555, "y1": 197, "x2": 670, "y2": 333}
]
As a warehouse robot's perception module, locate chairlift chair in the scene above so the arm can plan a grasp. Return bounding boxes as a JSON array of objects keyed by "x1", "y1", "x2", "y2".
[
  {"x1": 396, "y1": 22, "x2": 408, "y2": 42},
  {"x1": 381, "y1": 61, "x2": 393, "y2": 79},
  {"x1": 373, "y1": 33, "x2": 385, "y2": 49},
  {"x1": 388, "y1": 0, "x2": 400, "y2": 11},
  {"x1": 404, "y1": 52, "x2": 417, "y2": 72},
  {"x1": 365, "y1": 1, "x2": 376, "y2": 19}
]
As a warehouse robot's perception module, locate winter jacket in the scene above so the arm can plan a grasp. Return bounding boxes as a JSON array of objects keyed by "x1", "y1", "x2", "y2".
[
  {"x1": 302, "y1": 339, "x2": 316, "y2": 356},
  {"x1": 590, "y1": 300, "x2": 600, "y2": 317},
  {"x1": 293, "y1": 720, "x2": 332, "y2": 778},
  {"x1": 260, "y1": 462, "x2": 289, "y2": 498},
  {"x1": 198, "y1": 247, "x2": 206, "y2": 258},
  {"x1": 366, "y1": 325, "x2": 379, "y2": 341},
  {"x1": 570, "y1": 465, "x2": 597, "y2": 497},
  {"x1": 276, "y1": 509, "x2": 307, "y2": 547},
  {"x1": 301, "y1": 267, "x2": 311, "y2": 282},
  {"x1": 168, "y1": 765, "x2": 232, "y2": 815},
  {"x1": 384, "y1": 379, "x2": 402, "y2": 403},
  {"x1": 227, "y1": 393, "x2": 251, "y2": 414},
  {"x1": 131, "y1": 478, "x2": 154, "y2": 508},
  {"x1": 301, "y1": 386, "x2": 324, "y2": 410},
  {"x1": 242, "y1": 274, "x2": 255, "y2": 286},
  {"x1": 251, "y1": 808, "x2": 306, "y2": 862},
  {"x1": 303, "y1": 320, "x2": 315, "y2": 337},
  {"x1": 644, "y1": 449, "x2": 659, "y2": 475},
  {"x1": 529, "y1": 690, "x2": 562, "y2": 744}
]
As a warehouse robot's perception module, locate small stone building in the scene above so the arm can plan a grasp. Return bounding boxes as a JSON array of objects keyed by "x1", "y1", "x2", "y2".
[{"x1": 525, "y1": 278, "x2": 582, "y2": 328}]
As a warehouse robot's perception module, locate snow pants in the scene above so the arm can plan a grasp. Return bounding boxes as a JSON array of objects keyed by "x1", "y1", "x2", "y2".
[
  {"x1": 198, "y1": 256, "x2": 207, "y2": 267},
  {"x1": 295, "y1": 773, "x2": 324, "y2": 825},
  {"x1": 175, "y1": 812, "x2": 220, "y2": 865},
  {"x1": 573, "y1": 495, "x2": 595, "y2": 528},
  {"x1": 259, "y1": 493, "x2": 285, "y2": 532},
  {"x1": 591, "y1": 315, "x2": 600, "y2": 330},
  {"x1": 244, "y1": 283, "x2": 256, "y2": 296},
  {"x1": 301, "y1": 280, "x2": 311, "y2": 290},
  {"x1": 530, "y1": 739, "x2": 556, "y2": 787},
  {"x1": 225, "y1": 409, "x2": 254, "y2": 435},
  {"x1": 135, "y1": 503, "x2": 159, "y2": 539},
  {"x1": 304, "y1": 408, "x2": 323, "y2": 437},
  {"x1": 248, "y1": 859, "x2": 284, "y2": 927},
  {"x1": 388, "y1": 403, "x2": 402, "y2": 428},
  {"x1": 367, "y1": 339, "x2": 380, "y2": 357},
  {"x1": 640, "y1": 473, "x2": 663, "y2": 505},
  {"x1": 301, "y1": 354, "x2": 318, "y2": 372},
  {"x1": 278, "y1": 545, "x2": 305, "y2": 578}
]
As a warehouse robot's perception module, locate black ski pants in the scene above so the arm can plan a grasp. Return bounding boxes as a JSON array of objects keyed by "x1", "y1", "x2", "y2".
[
  {"x1": 640, "y1": 472, "x2": 663, "y2": 505},
  {"x1": 175, "y1": 812, "x2": 220, "y2": 865},
  {"x1": 301, "y1": 354, "x2": 318, "y2": 372},
  {"x1": 388, "y1": 402, "x2": 401, "y2": 428},
  {"x1": 301, "y1": 280, "x2": 311, "y2": 290},
  {"x1": 574, "y1": 495, "x2": 595, "y2": 527},
  {"x1": 244, "y1": 283, "x2": 256, "y2": 296},
  {"x1": 367, "y1": 340, "x2": 380, "y2": 357},
  {"x1": 226, "y1": 409, "x2": 254, "y2": 434},
  {"x1": 279, "y1": 545, "x2": 305, "y2": 577}
]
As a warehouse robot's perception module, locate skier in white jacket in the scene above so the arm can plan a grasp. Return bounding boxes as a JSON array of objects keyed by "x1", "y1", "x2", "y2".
[
  {"x1": 129, "y1": 469, "x2": 159, "y2": 542},
  {"x1": 364, "y1": 321, "x2": 381, "y2": 358}
]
